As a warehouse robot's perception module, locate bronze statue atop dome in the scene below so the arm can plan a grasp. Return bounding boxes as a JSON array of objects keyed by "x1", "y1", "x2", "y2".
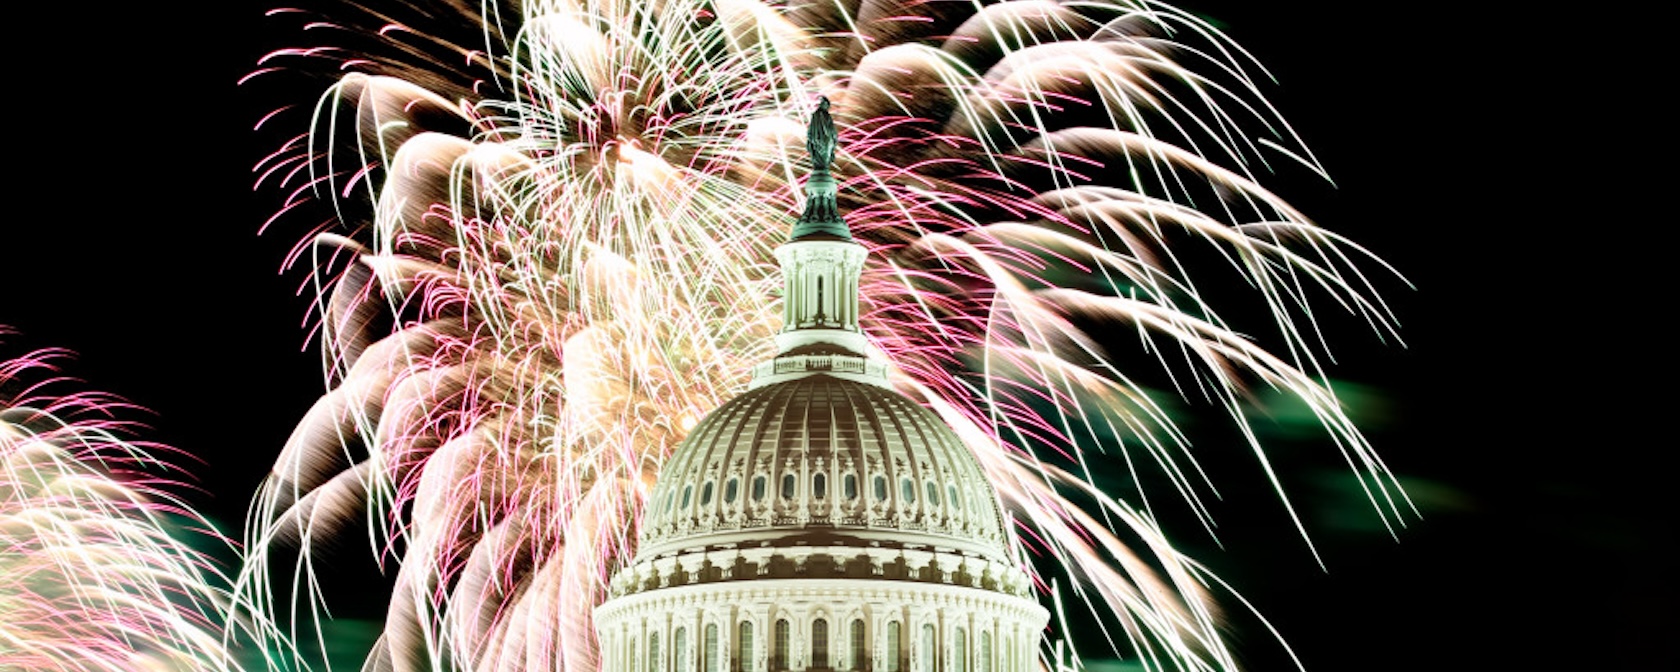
[
  {"x1": 792, "y1": 96, "x2": 850, "y2": 240},
  {"x1": 807, "y1": 96, "x2": 836, "y2": 170}
]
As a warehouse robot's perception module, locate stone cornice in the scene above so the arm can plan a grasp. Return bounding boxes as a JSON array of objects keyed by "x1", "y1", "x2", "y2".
[{"x1": 606, "y1": 544, "x2": 1035, "y2": 601}]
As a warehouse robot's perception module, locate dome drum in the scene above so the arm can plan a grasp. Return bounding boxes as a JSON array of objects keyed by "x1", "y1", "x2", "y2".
[{"x1": 595, "y1": 579, "x2": 1045, "y2": 672}]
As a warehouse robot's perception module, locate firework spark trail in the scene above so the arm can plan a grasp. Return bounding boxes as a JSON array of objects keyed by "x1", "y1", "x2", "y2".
[
  {"x1": 237, "y1": 1, "x2": 1410, "y2": 670},
  {"x1": 0, "y1": 327, "x2": 248, "y2": 672}
]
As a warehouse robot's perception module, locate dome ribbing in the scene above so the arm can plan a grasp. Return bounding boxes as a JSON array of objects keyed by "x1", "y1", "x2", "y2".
[{"x1": 637, "y1": 375, "x2": 1010, "y2": 562}]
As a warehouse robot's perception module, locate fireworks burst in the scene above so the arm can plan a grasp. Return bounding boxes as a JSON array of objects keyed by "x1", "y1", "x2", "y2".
[
  {"x1": 0, "y1": 328, "x2": 245, "y2": 672},
  {"x1": 239, "y1": 1, "x2": 1409, "y2": 669}
]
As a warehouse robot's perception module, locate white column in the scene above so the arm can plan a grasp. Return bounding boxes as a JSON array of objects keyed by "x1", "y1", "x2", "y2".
[
  {"x1": 939, "y1": 608, "x2": 950, "y2": 672},
  {"x1": 793, "y1": 607, "x2": 808, "y2": 671},
  {"x1": 756, "y1": 613, "x2": 765, "y2": 672}
]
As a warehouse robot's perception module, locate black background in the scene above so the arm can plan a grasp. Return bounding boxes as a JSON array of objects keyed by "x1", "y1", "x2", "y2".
[{"x1": 2, "y1": 3, "x2": 1663, "y2": 670}]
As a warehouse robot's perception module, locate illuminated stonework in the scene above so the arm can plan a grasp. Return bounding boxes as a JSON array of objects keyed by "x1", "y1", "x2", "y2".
[{"x1": 594, "y1": 99, "x2": 1048, "y2": 671}]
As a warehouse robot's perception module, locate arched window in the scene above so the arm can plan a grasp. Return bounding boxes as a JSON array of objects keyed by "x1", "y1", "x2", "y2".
[
  {"x1": 873, "y1": 475, "x2": 888, "y2": 501},
  {"x1": 752, "y1": 476, "x2": 766, "y2": 502},
  {"x1": 704, "y1": 624, "x2": 719, "y2": 672},
  {"x1": 648, "y1": 632, "x2": 660, "y2": 672},
  {"x1": 781, "y1": 473, "x2": 797, "y2": 500},
  {"x1": 725, "y1": 478, "x2": 739, "y2": 504},
  {"x1": 675, "y1": 628, "x2": 688, "y2": 672},
  {"x1": 925, "y1": 481, "x2": 939, "y2": 506},
  {"x1": 813, "y1": 473, "x2": 827, "y2": 500},
  {"x1": 736, "y1": 622, "x2": 753, "y2": 672},
  {"x1": 920, "y1": 624, "x2": 936, "y2": 672},
  {"x1": 769, "y1": 618, "x2": 789, "y2": 672},
  {"x1": 901, "y1": 478, "x2": 916, "y2": 504},
  {"x1": 812, "y1": 619, "x2": 829, "y2": 668},
  {"x1": 948, "y1": 484, "x2": 961, "y2": 511},
  {"x1": 979, "y1": 632, "x2": 991, "y2": 672},
  {"x1": 844, "y1": 474, "x2": 858, "y2": 500},
  {"x1": 680, "y1": 485, "x2": 692, "y2": 510},
  {"x1": 773, "y1": 619, "x2": 790, "y2": 670},
  {"x1": 886, "y1": 622, "x2": 902, "y2": 672},
  {"x1": 700, "y1": 482, "x2": 714, "y2": 506},
  {"x1": 952, "y1": 629, "x2": 966, "y2": 672},
  {"x1": 850, "y1": 620, "x2": 866, "y2": 670}
]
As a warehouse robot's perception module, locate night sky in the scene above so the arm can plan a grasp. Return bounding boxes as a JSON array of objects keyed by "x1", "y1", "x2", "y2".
[{"x1": 3, "y1": 3, "x2": 1662, "y2": 670}]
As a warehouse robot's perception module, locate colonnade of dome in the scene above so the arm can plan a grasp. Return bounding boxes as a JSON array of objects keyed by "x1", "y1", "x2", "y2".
[{"x1": 596, "y1": 581, "x2": 1042, "y2": 671}]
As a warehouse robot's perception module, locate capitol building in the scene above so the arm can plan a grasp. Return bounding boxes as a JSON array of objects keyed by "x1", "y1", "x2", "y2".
[{"x1": 593, "y1": 99, "x2": 1049, "y2": 671}]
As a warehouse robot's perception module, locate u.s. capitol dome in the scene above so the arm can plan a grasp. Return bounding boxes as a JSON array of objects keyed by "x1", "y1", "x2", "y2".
[{"x1": 594, "y1": 98, "x2": 1048, "y2": 672}]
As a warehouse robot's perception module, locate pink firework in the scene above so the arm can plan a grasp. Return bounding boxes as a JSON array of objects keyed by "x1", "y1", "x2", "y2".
[
  {"x1": 0, "y1": 327, "x2": 246, "y2": 672},
  {"x1": 237, "y1": 1, "x2": 1410, "y2": 670}
]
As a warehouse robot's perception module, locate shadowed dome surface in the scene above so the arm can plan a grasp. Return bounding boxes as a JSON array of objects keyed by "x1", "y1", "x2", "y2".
[{"x1": 636, "y1": 373, "x2": 1010, "y2": 562}]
